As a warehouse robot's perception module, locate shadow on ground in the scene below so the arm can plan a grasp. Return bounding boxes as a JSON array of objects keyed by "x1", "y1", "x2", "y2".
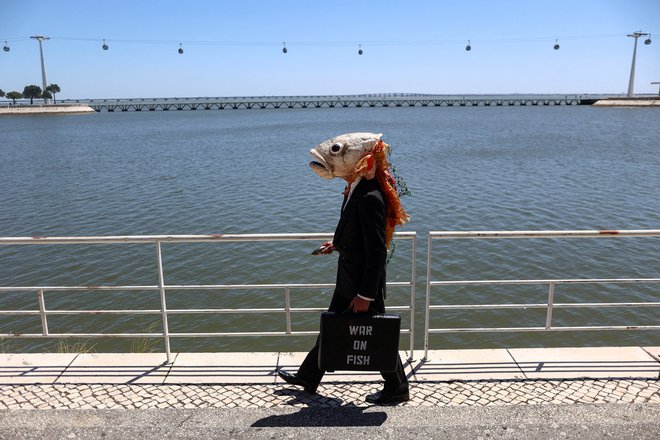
[{"x1": 251, "y1": 388, "x2": 387, "y2": 427}]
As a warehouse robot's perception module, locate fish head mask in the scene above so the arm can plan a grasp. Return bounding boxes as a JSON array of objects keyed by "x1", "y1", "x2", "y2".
[{"x1": 309, "y1": 132, "x2": 383, "y2": 180}]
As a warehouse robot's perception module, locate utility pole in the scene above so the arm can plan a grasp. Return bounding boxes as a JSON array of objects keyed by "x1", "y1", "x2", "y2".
[
  {"x1": 30, "y1": 35, "x2": 50, "y2": 104},
  {"x1": 626, "y1": 31, "x2": 650, "y2": 97}
]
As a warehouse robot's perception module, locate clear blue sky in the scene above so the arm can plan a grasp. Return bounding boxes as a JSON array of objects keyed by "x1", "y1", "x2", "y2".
[{"x1": 1, "y1": 0, "x2": 659, "y2": 98}]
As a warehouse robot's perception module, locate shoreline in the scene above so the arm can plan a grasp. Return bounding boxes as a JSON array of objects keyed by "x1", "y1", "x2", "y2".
[
  {"x1": 0, "y1": 104, "x2": 96, "y2": 115},
  {"x1": 593, "y1": 98, "x2": 660, "y2": 107}
]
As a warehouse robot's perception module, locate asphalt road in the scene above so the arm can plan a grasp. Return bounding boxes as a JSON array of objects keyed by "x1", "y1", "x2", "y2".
[{"x1": 1, "y1": 403, "x2": 659, "y2": 440}]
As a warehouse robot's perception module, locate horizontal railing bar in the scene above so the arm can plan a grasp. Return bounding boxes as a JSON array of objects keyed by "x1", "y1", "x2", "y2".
[
  {"x1": 167, "y1": 306, "x2": 412, "y2": 314},
  {"x1": 0, "y1": 234, "x2": 332, "y2": 245},
  {"x1": 0, "y1": 286, "x2": 159, "y2": 292},
  {"x1": 170, "y1": 330, "x2": 411, "y2": 337},
  {"x1": 277, "y1": 306, "x2": 411, "y2": 312},
  {"x1": 429, "y1": 229, "x2": 660, "y2": 239},
  {"x1": 168, "y1": 308, "x2": 294, "y2": 314},
  {"x1": 169, "y1": 329, "x2": 412, "y2": 337},
  {"x1": 168, "y1": 283, "x2": 332, "y2": 290},
  {"x1": 429, "y1": 304, "x2": 545, "y2": 310},
  {"x1": 0, "y1": 281, "x2": 411, "y2": 292},
  {"x1": 2, "y1": 333, "x2": 164, "y2": 338},
  {"x1": 0, "y1": 309, "x2": 287, "y2": 315},
  {"x1": 552, "y1": 302, "x2": 660, "y2": 308},
  {"x1": 0, "y1": 305, "x2": 414, "y2": 316},
  {"x1": 430, "y1": 278, "x2": 660, "y2": 286},
  {"x1": 171, "y1": 331, "x2": 305, "y2": 337},
  {"x1": 2, "y1": 329, "x2": 413, "y2": 338},
  {"x1": 1, "y1": 301, "x2": 649, "y2": 316},
  {"x1": 4, "y1": 229, "x2": 657, "y2": 244},
  {"x1": 427, "y1": 325, "x2": 660, "y2": 333},
  {"x1": 429, "y1": 302, "x2": 660, "y2": 310},
  {"x1": 165, "y1": 281, "x2": 412, "y2": 289},
  {"x1": 0, "y1": 231, "x2": 416, "y2": 245}
]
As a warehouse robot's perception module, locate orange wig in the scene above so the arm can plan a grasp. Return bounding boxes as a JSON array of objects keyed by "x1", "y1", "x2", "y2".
[{"x1": 352, "y1": 139, "x2": 410, "y2": 248}]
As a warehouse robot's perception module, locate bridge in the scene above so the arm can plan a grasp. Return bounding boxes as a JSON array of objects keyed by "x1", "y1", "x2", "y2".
[{"x1": 58, "y1": 94, "x2": 603, "y2": 112}]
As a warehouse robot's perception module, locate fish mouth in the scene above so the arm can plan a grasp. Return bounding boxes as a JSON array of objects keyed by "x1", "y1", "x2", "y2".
[{"x1": 309, "y1": 149, "x2": 333, "y2": 179}]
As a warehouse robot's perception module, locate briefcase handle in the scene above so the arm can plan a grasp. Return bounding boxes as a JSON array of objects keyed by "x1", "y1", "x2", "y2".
[{"x1": 337, "y1": 308, "x2": 381, "y2": 318}]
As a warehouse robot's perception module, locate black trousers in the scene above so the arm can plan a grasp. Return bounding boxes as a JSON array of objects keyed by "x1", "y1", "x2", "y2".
[{"x1": 295, "y1": 291, "x2": 409, "y2": 393}]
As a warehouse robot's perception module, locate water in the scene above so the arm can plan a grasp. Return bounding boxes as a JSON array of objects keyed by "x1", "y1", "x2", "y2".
[{"x1": 1, "y1": 105, "x2": 659, "y2": 353}]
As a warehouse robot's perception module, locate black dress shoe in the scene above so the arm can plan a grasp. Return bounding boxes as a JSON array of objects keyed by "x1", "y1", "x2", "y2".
[
  {"x1": 277, "y1": 369, "x2": 318, "y2": 394},
  {"x1": 365, "y1": 389, "x2": 410, "y2": 405}
]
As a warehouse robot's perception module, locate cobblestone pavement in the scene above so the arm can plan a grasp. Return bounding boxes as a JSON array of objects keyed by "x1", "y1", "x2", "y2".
[{"x1": 1, "y1": 379, "x2": 658, "y2": 410}]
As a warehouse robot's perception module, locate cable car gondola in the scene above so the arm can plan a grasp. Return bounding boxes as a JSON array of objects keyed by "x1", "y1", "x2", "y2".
[
  {"x1": 178, "y1": 43, "x2": 184, "y2": 54},
  {"x1": 282, "y1": 42, "x2": 288, "y2": 54},
  {"x1": 102, "y1": 39, "x2": 108, "y2": 50},
  {"x1": 358, "y1": 44, "x2": 363, "y2": 55},
  {"x1": 3, "y1": 41, "x2": 9, "y2": 53},
  {"x1": 644, "y1": 34, "x2": 652, "y2": 45},
  {"x1": 553, "y1": 39, "x2": 560, "y2": 50},
  {"x1": 465, "y1": 40, "x2": 471, "y2": 51}
]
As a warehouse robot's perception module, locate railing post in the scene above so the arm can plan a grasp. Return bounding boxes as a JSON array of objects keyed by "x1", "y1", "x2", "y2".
[
  {"x1": 284, "y1": 287, "x2": 292, "y2": 335},
  {"x1": 408, "y1": 234, "x2": 416, "y2": 362},
  {"x1": 423, "y1": 234, "x2": 433, "y2": 361},
  {"x1": 545, "y1": 282, "x2": 555, "y2": 330},
  {"x1": 37, "y1": 289, "x2": 49, "y2": 336},
  {"x1": 156, "y1": 241, "x2": 172, "y2": 363}
]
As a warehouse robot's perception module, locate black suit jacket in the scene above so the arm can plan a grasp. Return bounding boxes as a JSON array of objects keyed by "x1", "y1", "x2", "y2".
[
  {"x1": 297, "y1": 178, "x2": 407, "y2": 389},
  {"x1": 330, "y1": 178, "x2": 387, "y2": 313}
]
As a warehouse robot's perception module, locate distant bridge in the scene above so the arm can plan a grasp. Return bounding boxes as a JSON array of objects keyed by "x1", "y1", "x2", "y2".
[{"x1": 58, "y1": 94, "x2": 603, "y2": 112}]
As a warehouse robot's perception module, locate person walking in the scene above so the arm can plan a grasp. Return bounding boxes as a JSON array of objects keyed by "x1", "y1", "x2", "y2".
[{"x1": 277, "y1": 133, "x2": 410, "y2": 405}]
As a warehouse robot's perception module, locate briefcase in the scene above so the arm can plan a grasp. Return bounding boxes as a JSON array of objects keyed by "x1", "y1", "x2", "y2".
[{"x1": 318, "y1": 312, "x2": 401, "y2": 372}]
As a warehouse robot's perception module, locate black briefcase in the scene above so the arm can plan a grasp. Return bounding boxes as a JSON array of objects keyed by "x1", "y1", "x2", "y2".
[{"x1": 318, "y1": 312, "x2": 401, "y2": 372}]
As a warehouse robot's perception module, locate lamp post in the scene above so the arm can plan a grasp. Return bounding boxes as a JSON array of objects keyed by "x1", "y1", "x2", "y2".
[
  {"x1": 626, "y1": 31, "x2": 651, "y2": 97},
  {"x1": 30, "y1": 35, "x2": 50, "y2": 104}
]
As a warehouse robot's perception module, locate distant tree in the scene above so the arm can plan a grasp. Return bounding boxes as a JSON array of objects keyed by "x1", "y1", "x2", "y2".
[
  {"x1": 7, "y1": 91, "x2": 22, "y2": 104},
  {"x1": 22, "y1": 85, "x2": 42, "y2": 105},
  {"x1": 42, "y1": 90, "x2": 52, "y2": 101},
  {"x1": 0, "y1": 89, "x2": 5, "y2": 98},
  {"x1": 46, "y1": 84, "x2": 61, "y2": 104}
]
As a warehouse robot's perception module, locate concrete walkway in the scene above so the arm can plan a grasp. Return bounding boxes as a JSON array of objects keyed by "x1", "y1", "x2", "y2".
[{"x1": 1, "y1": 346, "x2": 658, "y2": 409}]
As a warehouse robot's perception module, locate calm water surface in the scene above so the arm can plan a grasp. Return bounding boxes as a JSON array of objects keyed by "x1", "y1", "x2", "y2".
[{"x1": 1, "y1": 106, "x2": 658, "y2": 352}]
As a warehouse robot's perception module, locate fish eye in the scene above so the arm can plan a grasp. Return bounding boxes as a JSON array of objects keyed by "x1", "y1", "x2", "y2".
[{"x1": 330, "y1": 143, "x2": 342, "y2": 153}]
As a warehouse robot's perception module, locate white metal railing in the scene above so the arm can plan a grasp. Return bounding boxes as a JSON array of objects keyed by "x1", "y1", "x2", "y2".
[
  {"x1": 424, "y1": 229, "x2": 660, "y2": 360},
  {"x1": 2, "y1": 229, "x2": 658, "y2": 364},
  {"x1": 0, "y1": 232, "x2": 417, "y2": 363}
]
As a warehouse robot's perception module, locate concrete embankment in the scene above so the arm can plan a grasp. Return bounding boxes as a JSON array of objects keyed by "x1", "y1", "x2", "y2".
[
  {"x1": 0, "y1": 346, "x2": 658, "y2": 402},
  {"x1": 1, "y1": 347, "x2": 658, "y2": 439},
  {"x1": 593, "y1": 98, "x2": 660, "y2": 107},
  {"x1": 0, "y1": 105, "x2": 96, "y2": 115}
]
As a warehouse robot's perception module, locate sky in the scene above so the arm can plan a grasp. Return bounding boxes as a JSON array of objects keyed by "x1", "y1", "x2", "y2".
[{"x1": 1, "y1": 0, "x2": 659, "y2": 99}]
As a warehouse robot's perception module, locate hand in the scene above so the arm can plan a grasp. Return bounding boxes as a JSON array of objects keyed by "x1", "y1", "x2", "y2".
[
  {"x1": 349, "y1": 296, "x2": 371, "y2": 313},
  {"x1": 319, "y1": 241, "x2": 334, "y2": 254}
]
